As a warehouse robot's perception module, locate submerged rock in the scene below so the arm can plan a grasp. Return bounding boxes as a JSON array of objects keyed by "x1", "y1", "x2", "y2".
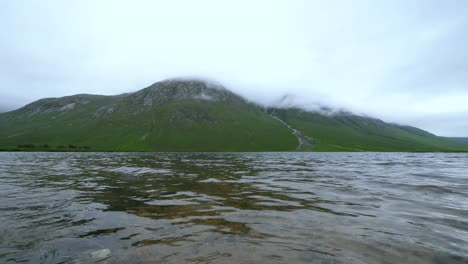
[{"x1": 90, "y1": 249, "x2": 111, "y2": 262}]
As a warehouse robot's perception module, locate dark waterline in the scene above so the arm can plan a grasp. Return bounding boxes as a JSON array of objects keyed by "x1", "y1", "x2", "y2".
[{"x1": 0, "y1": 152, "x2": 467, "y2": 263}]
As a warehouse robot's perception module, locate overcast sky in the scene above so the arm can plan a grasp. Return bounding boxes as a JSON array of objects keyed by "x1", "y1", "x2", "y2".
[{"x1": 1, "y1": 0, "x2": 467, "y2": 136}]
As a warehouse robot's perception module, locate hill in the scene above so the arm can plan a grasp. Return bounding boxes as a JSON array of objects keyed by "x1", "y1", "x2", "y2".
[
  {"x1": 267, "y1": 108, "x2": 468, "y2": 152},
  {"x1": 447, "y1": 137, "x2": 468, "y2": 145},
  {"x1": 0, "y1": 80, "x2": 297, "y2": 151},
  {"x1": 1, "y1": 79, "x2": 467, "y2": 152}
]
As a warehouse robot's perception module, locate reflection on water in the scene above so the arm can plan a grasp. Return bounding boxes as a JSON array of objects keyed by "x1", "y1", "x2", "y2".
[{"x1": 0, "y1": 152, "x2": 467, "y2": 263}]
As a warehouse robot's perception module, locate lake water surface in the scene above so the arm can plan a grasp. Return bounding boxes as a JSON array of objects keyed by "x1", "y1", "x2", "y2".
[{"x1": 0, "y1": 152, "x2": 467, "y2": 263}]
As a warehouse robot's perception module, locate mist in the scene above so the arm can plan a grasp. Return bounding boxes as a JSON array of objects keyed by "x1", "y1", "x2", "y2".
[{"x1": 1, "y1": 0, "x2": 467, "y2": 136}]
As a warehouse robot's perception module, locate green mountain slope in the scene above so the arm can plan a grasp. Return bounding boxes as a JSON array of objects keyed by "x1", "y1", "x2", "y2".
[
  {"x1": 447, "y1": 137, "x2": 468, "y2": 144},
  {"x1": 1, "y1": 79, "x2": 467, "y2": 152},
  {"x1": 268, "y1": 108, "x2": 468, "y2": 152},
  {"x1": 0, "y1": 80, "x2": 297, "y2": 151}
]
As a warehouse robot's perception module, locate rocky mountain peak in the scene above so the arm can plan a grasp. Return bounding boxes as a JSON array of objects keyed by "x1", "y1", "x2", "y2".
[{"x1": 128, "y1": 78, "x2": 245, "y2": 107}]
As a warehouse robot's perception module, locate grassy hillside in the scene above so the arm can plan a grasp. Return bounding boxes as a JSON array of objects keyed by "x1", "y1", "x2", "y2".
[
  {"x1": 1, "y1": 79, "x2": 467, "y2": 152},
  {"x1": 268, "y1": 108, "x2": 468, "y2": 152},
  {"x1": 0, "y1": 80, "x2": 298, "y2": 152},
  {"x1": 447, "y1": 137, "x2": 468, "y2": 145}
]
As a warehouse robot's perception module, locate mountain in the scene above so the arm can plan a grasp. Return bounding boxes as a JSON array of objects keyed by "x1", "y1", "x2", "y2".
[
  {"x1": 267, "y1": 108, "x2": 468, "y2": 152},
  {"x1": 447, "y1": 137, "x2": 468, "y2": 144},
  {"x1": 0, "y1": 80, "x2": 297, "y2": 151},
  {"x1": 0, "y1": 79, "x2": 467, "y2": 152}
]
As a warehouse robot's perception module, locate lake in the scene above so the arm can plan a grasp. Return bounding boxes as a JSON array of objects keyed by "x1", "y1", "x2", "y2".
[{"x1": 0, "y1": 152, "x2": 467, "y2": 263}]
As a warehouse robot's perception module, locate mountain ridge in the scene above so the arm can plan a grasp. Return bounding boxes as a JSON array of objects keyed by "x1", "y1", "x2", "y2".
[{"x1": 1, "y1": 79, "x2": 467, "y2": 152}]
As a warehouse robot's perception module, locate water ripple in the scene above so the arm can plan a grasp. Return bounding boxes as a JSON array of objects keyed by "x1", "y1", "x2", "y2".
[{"x1": 0, "y1": 152, "x2": 467, "y2": 263}]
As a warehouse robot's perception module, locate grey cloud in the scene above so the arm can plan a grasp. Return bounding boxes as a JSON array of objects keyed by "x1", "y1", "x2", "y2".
[{"x1": 0, "y1": 0, "x2": 467, "y2": 136}]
